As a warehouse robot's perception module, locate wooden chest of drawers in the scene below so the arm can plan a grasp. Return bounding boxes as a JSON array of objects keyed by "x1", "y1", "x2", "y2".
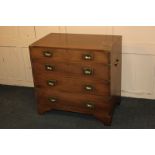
[{"x1": 29, "y1": 33, "x2": 122, "y2": 125}]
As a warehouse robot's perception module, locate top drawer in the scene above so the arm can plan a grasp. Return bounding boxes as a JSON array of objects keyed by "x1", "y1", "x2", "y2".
[{"x1": 30, "y1": 47, "x2": 110, "y2": 64}]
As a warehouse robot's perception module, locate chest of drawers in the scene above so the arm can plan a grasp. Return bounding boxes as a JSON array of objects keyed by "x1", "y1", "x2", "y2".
[{"x1": 29, "y1": 33, "x2": 122, "y2": 125}]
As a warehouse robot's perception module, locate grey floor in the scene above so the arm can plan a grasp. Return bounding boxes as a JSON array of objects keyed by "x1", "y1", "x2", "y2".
[{"x1": 0, "y1": 84, "x2": 155, "y2": 129}]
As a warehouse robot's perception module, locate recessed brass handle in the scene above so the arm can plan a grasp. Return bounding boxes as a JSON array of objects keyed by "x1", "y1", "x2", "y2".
[
  {"x1": 47, "y1": 80, "x2": 57, "y2": 86},
  {"x1": 48, "y1": 97, "x2": 57, "y2": 103},
  {"x1": 45, "y1": 64, "x2": 55, "y2": 71},
  {"x1": 43, "y1": 51, "x2": 53, "y2": 57},
  {"x1": 86, "y1": 102, "x2": 95, "y2": 109},
  {"x1": 83, "y1": 54, "x2": 93, "y2": 60},
  {"x1": 84, "y1": 85, "x2": 93, "y2": 91},
  {"x1": 83, "y1": 68, "x2": 93, "y2": 75}
]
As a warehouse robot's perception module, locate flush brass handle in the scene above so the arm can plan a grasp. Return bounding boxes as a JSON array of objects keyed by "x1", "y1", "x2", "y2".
[
  {"x1": 43, "y1": 51, "x2": 53, "y2": 57},
  {"x1": 86, "y1": 102, "x2": 95, "y2": 109},
  {"x1": 47, "y1": 80, "x2": 57, "y2": 86},
  {"x1": 84, "y1": 85, "x2": 94, "y2": 91},
  {"x1": 83, "y1": 54, "x2": 93, "y2": 60},
  {"x1": 45, "y1": 64, "x2": 55, "y2": 71},
  {"x1": 83, "y1": 68, "x2": 93, "y2": 75},
  {"x1": 48, "y1": 97, "x2": 57, "y2": 103}
]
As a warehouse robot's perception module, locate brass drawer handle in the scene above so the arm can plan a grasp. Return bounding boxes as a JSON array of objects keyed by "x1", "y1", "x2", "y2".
[
  {"x1": 84, "y1": 85, "x2": 93, "y2": 91},
  {"x1": 45, "y1": 64, "x2": 55, "y2": 71},
  {"x1": 43, "y1": 51, "x2": 53, "y2": 57},
  {"x1": 83, "y1": 68, "x2": 93, "y2": 75},
  {"x1": 83, "y1": 54, "x2": 93, "y2": 60},
  {"x1": 47, "y1": 80, "x2": 57, "y2": 86},
  {"x1": 86, "y1": 102, "x2": 95, "y2": 109},
  {"x1": 48, "y1": 97, "x2": 57, "y2": 103}
]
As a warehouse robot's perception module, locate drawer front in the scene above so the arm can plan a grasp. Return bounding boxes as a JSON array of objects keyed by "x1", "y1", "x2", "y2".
[
  {"x1": 33, "y1": 75, "x2": 110, "y2": 96},
  {"x1": 31, "y1": 61, "x2": 110, "y2": 81},
  {"x1": 30, "y1": 47, "x2": 110, "y2": 64},
  {"x1": 36, "y1": 89, "x2": 113, "y2": 114}
]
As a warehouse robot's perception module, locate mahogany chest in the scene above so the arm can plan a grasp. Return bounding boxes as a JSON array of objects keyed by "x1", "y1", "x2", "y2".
[{"x1": 29, "y1": 33, "x2": 122, "y2": 125}]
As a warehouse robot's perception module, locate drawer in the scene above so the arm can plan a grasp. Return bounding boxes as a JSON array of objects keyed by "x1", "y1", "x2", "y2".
[
  {"x1": 36, "y1": 89, "x2": 113, "y2": 114},
  {"x1": 33, "y1": 74, "x2": 110, "y2": 96},
  {"x1": 30, "y1": 47, "x2": 110, "y2": 64},
  {"x1": 31, "y1": 61, "x2": 110, "y2": 81}
]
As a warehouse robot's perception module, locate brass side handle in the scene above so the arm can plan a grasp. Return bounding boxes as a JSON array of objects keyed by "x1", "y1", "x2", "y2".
[
  {"x1": 86, "y1": 102, "x2": 95, "y2": 109},
  {"x1": 83, "y1": 68, "x2": 93, "y2": 75},
  {"x1": 84, "y1": 85, "x2": 94, "y2": 91},
  {"x1": 45, "y1": 64, "x2": 55, "y2": 71},
  {"x1": 47, "y1": 80, "x2": 57, "y2": 86},
  {"x1": 43, "y1": 51, "x2": 53, "y2": 57},
  {"x1": 83, "y1": 53, "x2": 93, "y2": 60},
  {"x1": 48, "y1": 97, "x2": 57, "y2": 103},
  {"x1": 114, "y1": 59, "x2": 119, "y2": 66}
]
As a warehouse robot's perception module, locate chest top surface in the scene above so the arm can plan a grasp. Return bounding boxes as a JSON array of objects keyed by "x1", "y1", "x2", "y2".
[{"x1": 30, "y1": 33, "x2": 122, "y2": 51}]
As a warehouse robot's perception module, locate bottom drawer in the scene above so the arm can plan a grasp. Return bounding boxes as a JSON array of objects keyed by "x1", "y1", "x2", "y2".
[{"x1": 35, "y1": 89, "x2": 114, "y2": 115}]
